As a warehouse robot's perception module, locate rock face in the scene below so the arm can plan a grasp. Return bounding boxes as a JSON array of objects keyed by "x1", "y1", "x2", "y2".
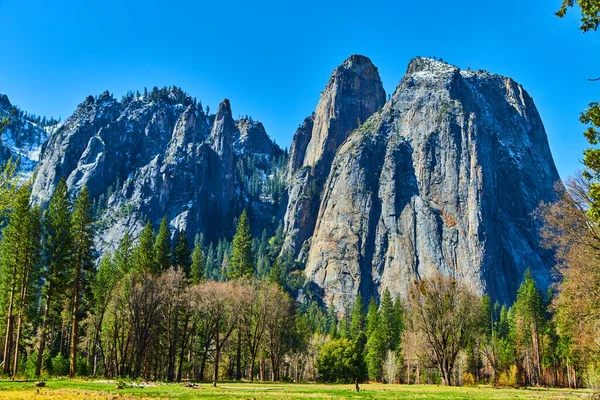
[
  {"x1": 7, "y1": 54, "x2": 561, "y2": 309},
  {"x1": 283, "y1": 55, "x2": 387, "y2": 256},
  {"x1": 0, "y1": 93, "x2": 50, "y2": 179},
  {"x1": 302, "y1": 57, "x2": 560, "y2": 309},
  {"x1": 31, "y1": 88, "x2": 284, "y2": 253}
]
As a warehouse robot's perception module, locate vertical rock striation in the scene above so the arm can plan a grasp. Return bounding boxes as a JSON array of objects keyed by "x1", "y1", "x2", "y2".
[
  {"x1": 31, "y1": 88, "x2": 284, "y2": 254},
  {"x1": 283, "y1": 55, "x2": 387, "y2": 256},
  {"x1": 303, "y1": 57, "x2": 560, "y2": 309}
]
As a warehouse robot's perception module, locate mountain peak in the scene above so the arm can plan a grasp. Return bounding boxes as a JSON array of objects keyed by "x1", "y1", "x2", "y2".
[
  {"x1": 0, "y1": 94, "x2": 12, "y2": 110},
  {"x1": 405, "y1": 56, "x2": 458, "y2": 77},
  {"x1": 340, "y1": 54, "x2": 375, "y2": 68},
  {"x1": 216, "y1": 99, "x2": 232, "y2": 118}
]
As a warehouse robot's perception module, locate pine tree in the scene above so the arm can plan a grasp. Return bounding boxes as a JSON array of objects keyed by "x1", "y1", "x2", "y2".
[
  {"x1": 514, "y1": 269, "x2": 546, "y2": 386},
  {"x1": 339, "y1": 303, "x2": 352, "y2": 339},
  {"x1": 350, "y1": 294, "x2": 366, "y2": 341},
  {"x1": 366, "y1": 297, "x2": 379, "y2": 338},
  {"x1": 327, "y1": 301, "x2": 339, "y2": 339},
  {"x1": 380, "y1": 288, "x2": 403, "y2": 352},
  {"x1": 133, "y1": 221, "x2": 156, "y2": 274},
  {"x1": 366, "y1": 316, "x2": 386, "y2": 381},
  {"x1": 69, "y1": 186, "x2": 95, "y2": 377},
  {"x1": 154, "y1": 217, "x2": 171, "y2": 272},
  {"x1": 114, "y1": 232, "x2": 134, "y2": 274},
  {"x1": 0, "y1": 184, "x2": 41, "y2": 376},
  {"x1": 36, "y1": 177, "x2": 73, "y2": 376},
  {"x1": 190, "y1": 243, "x2": 204, "y2": 284},
  {"x1": 269, "y1": 258, "x2": 285, "y2": 288},
  {"x1": 228, "y1": 210, "x2": 253, "y2": 279},
  {"x1": 173, "y1": 229, "x2": 191, "y2": 276}
]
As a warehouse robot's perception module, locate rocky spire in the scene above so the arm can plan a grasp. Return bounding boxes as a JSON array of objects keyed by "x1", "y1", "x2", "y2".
[
  {"x1": 210, "y1": 99, "x2": 235, "y2": 158},
  {"x1": 301, "y1": 54, "x2": 386, "y2": 170},
  {"x1": 282, "y1": 55, "x2": 386, "y2": 256}
]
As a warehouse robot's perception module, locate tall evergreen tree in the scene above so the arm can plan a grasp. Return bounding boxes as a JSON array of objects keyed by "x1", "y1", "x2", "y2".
[
  {"x1": 190, "y1": 243, "x2": 204, "y2": 284},
  {"x1": 381, "y1": 288, "x2": 403, "y2": 352},
  {"x1": 269, "y1": 258, "x2": 285, "y2": 288},
  {"x1": 350, "y1": 294, "x2": 366, "y2": 341},
  {"x1": 36, "y1": 177, "x2": 73, "y2": 376},
  {"x1": 366, "y1": 298, "x2": 379, "y2": 338},
  {"x1": 174, "y1": 229, "x2": 191, "y2": 276},
  {"x1": 366, "y1": 314, "x2": 386, "y2": 381},
  {"x1": 133, "y1": 221, "x2": 156, "y2": 274},
  {"x1": 114, "y1": 232, "x2": 134, "y2": 274},
  {"x1": 514, "y1": 270, "x2": 546, "y2": 386},
  {"x1": 327, "y1": 301, "x2": 339, "y2": 339},
  {"x1": 228, "y1": 210, "x2": 253, "y2": 279},
  {"x1": 69, "y1": 187, "x2": 95, "y2": 377},
  {"x1": 154, "y1": 217, "x2": 171, "y2": 272},
  {"x1": 0, "y1": 184, "x2": 41, "y2": 376}
]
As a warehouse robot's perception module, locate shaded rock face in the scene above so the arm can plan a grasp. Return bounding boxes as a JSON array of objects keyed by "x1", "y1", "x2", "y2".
[
  {"x1": 303, "y1": 57, "x2": 561, "y2": 310},
  {"x1": 283, "y1": 55, "x2": 387, "y2": 255},
  {"x1": 236, "y1": 118, "x2": 282, "y2": 156},
  {"x1": 31, "y1": 89, "x2": 283, "y2": 253},
  {"x1": 287, "y1": 115, "x2": 314, "y2": 179}
]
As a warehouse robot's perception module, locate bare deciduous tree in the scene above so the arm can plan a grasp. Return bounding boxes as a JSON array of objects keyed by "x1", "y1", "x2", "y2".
[{"x1": 408, "y1": 275, "x2": 481, "y2": 386}]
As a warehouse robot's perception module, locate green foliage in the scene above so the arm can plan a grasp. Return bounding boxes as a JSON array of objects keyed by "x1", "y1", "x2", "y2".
[
  {"x1": 513, "y1": 270, "x2": 547, "y2": 385},
  {"x1": 173, "y1": 229, "x2": 191, "y2": 276},
  {"x1": 556, "y1": 0, "x2": 600, "y2": 32},
  {"x1": 366, "y1": 318, "x2": 386, "y2": 381},
  {"x1": 50, "y1": 353, "x2": 69, "y2": 376},
  {"x1": 70, "y1": 187, "x2": 95, "y2": 309},
  {"x1": 228, "y1": 210, "x2": 254, "y2": 279},
  {"x1": 269, "y1": 257, "x2": 285, "y2": 288},
  {"x1": 366, "y1": 297, "x2": 379, "y2": 337},
  {"x1": 317, "y1": 338, "x2": 368, "y2": 383},
  {"x1": 154, "y1": 217, "x2": 171, "y2": 272},
  {"x1": 350, "y1": 294, "x2": 366, "y2": 341},
  {"x1": 0, "y1": 158, "x2": 20, "y2": 227},
  {"x1": 189, "y1": 243, "x2": 204, "y2": 284},
  {"x1": 133, "y1": 221, "x2": 156, "y2": 273},
  {"x1": 578, "y1": 102, "x2": 600, "y2": 220},
  {"x1": 42, "y1": 177, "x2": 73, "y2": 311},
  {"x1": 114, "y1": 232, "x2": 133, "y2": 274},
  {"x1": 326, "y1": 301, "x2": 339, "y2": 339}
]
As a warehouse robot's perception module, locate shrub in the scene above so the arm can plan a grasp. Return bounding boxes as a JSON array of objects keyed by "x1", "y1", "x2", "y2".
[
  {"x1": 497, "y1": 365, "x2": 518, "y2": 387},
  {"x1": 51, "y1": 353, "x2": 69, "y2": 376},
  {"x1": 462, "y1": 372, "x2": 476, "y2": 386},
  {"x1": 316, "y1": 338, "x2": 367, "y2": 383},
  {"x1": 586, "y1": 363, "x2": 600, "y2": 391}
]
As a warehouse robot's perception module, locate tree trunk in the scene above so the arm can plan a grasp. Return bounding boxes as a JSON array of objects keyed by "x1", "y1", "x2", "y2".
[
  {"x1": 12, "y1": 291, "x2": 27, "y2": 375},
  {"x1": 69, "y1": 262, "x2": 81, "y2": 377},
  {"x1": 212, "y1": 325, "x2": 219, "y2": 387},
  {"x1": 2, "y1": 276, "x2": 16, "y2": 375},
  {"x1": 199, "y1": 355, "x2": 206, "y2": 381},
  {"x1": 259, "y1": 357, "x2": 265, "y2": 381},
  {"x1": 236, "y1": 326, "x2": 242, "y2": 380},
  {"x1": 249, "y1": 355, "x2": 255, "y2": 381},
  {"x1": 35, "y1": 294, "x2": 51, "y2": 377}
]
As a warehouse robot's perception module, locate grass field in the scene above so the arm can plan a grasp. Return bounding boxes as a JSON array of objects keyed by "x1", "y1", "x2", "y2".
[{"x1": 0, "y1": 379, "x2": 593, "y2": 399}]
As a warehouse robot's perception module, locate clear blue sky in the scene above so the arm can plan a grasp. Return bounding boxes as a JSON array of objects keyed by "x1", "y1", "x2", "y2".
[{"x1": 0, "y1": 0, "x2": 596, "y2": 179}]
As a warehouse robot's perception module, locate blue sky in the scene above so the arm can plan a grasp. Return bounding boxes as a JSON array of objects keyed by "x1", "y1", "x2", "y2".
[{"x1": 0, "y1": 0, "x2": 596, "y2": 179}]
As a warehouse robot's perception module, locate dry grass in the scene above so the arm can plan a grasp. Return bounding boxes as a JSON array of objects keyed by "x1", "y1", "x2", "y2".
[{"x1": 0, "y1": 379, "x2": 593, "y2": 399}]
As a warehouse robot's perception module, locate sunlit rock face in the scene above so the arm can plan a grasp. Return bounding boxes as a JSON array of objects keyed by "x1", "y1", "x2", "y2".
[
  {"x1": 297, "y1": 57, "x2": 560, "y2": 309},
  {"x1": 31, "y1": 89, "x2": 283, "y2": 254},
  {"x1": 283, "y1": 55, "x2": 387, "y2": 257}
]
